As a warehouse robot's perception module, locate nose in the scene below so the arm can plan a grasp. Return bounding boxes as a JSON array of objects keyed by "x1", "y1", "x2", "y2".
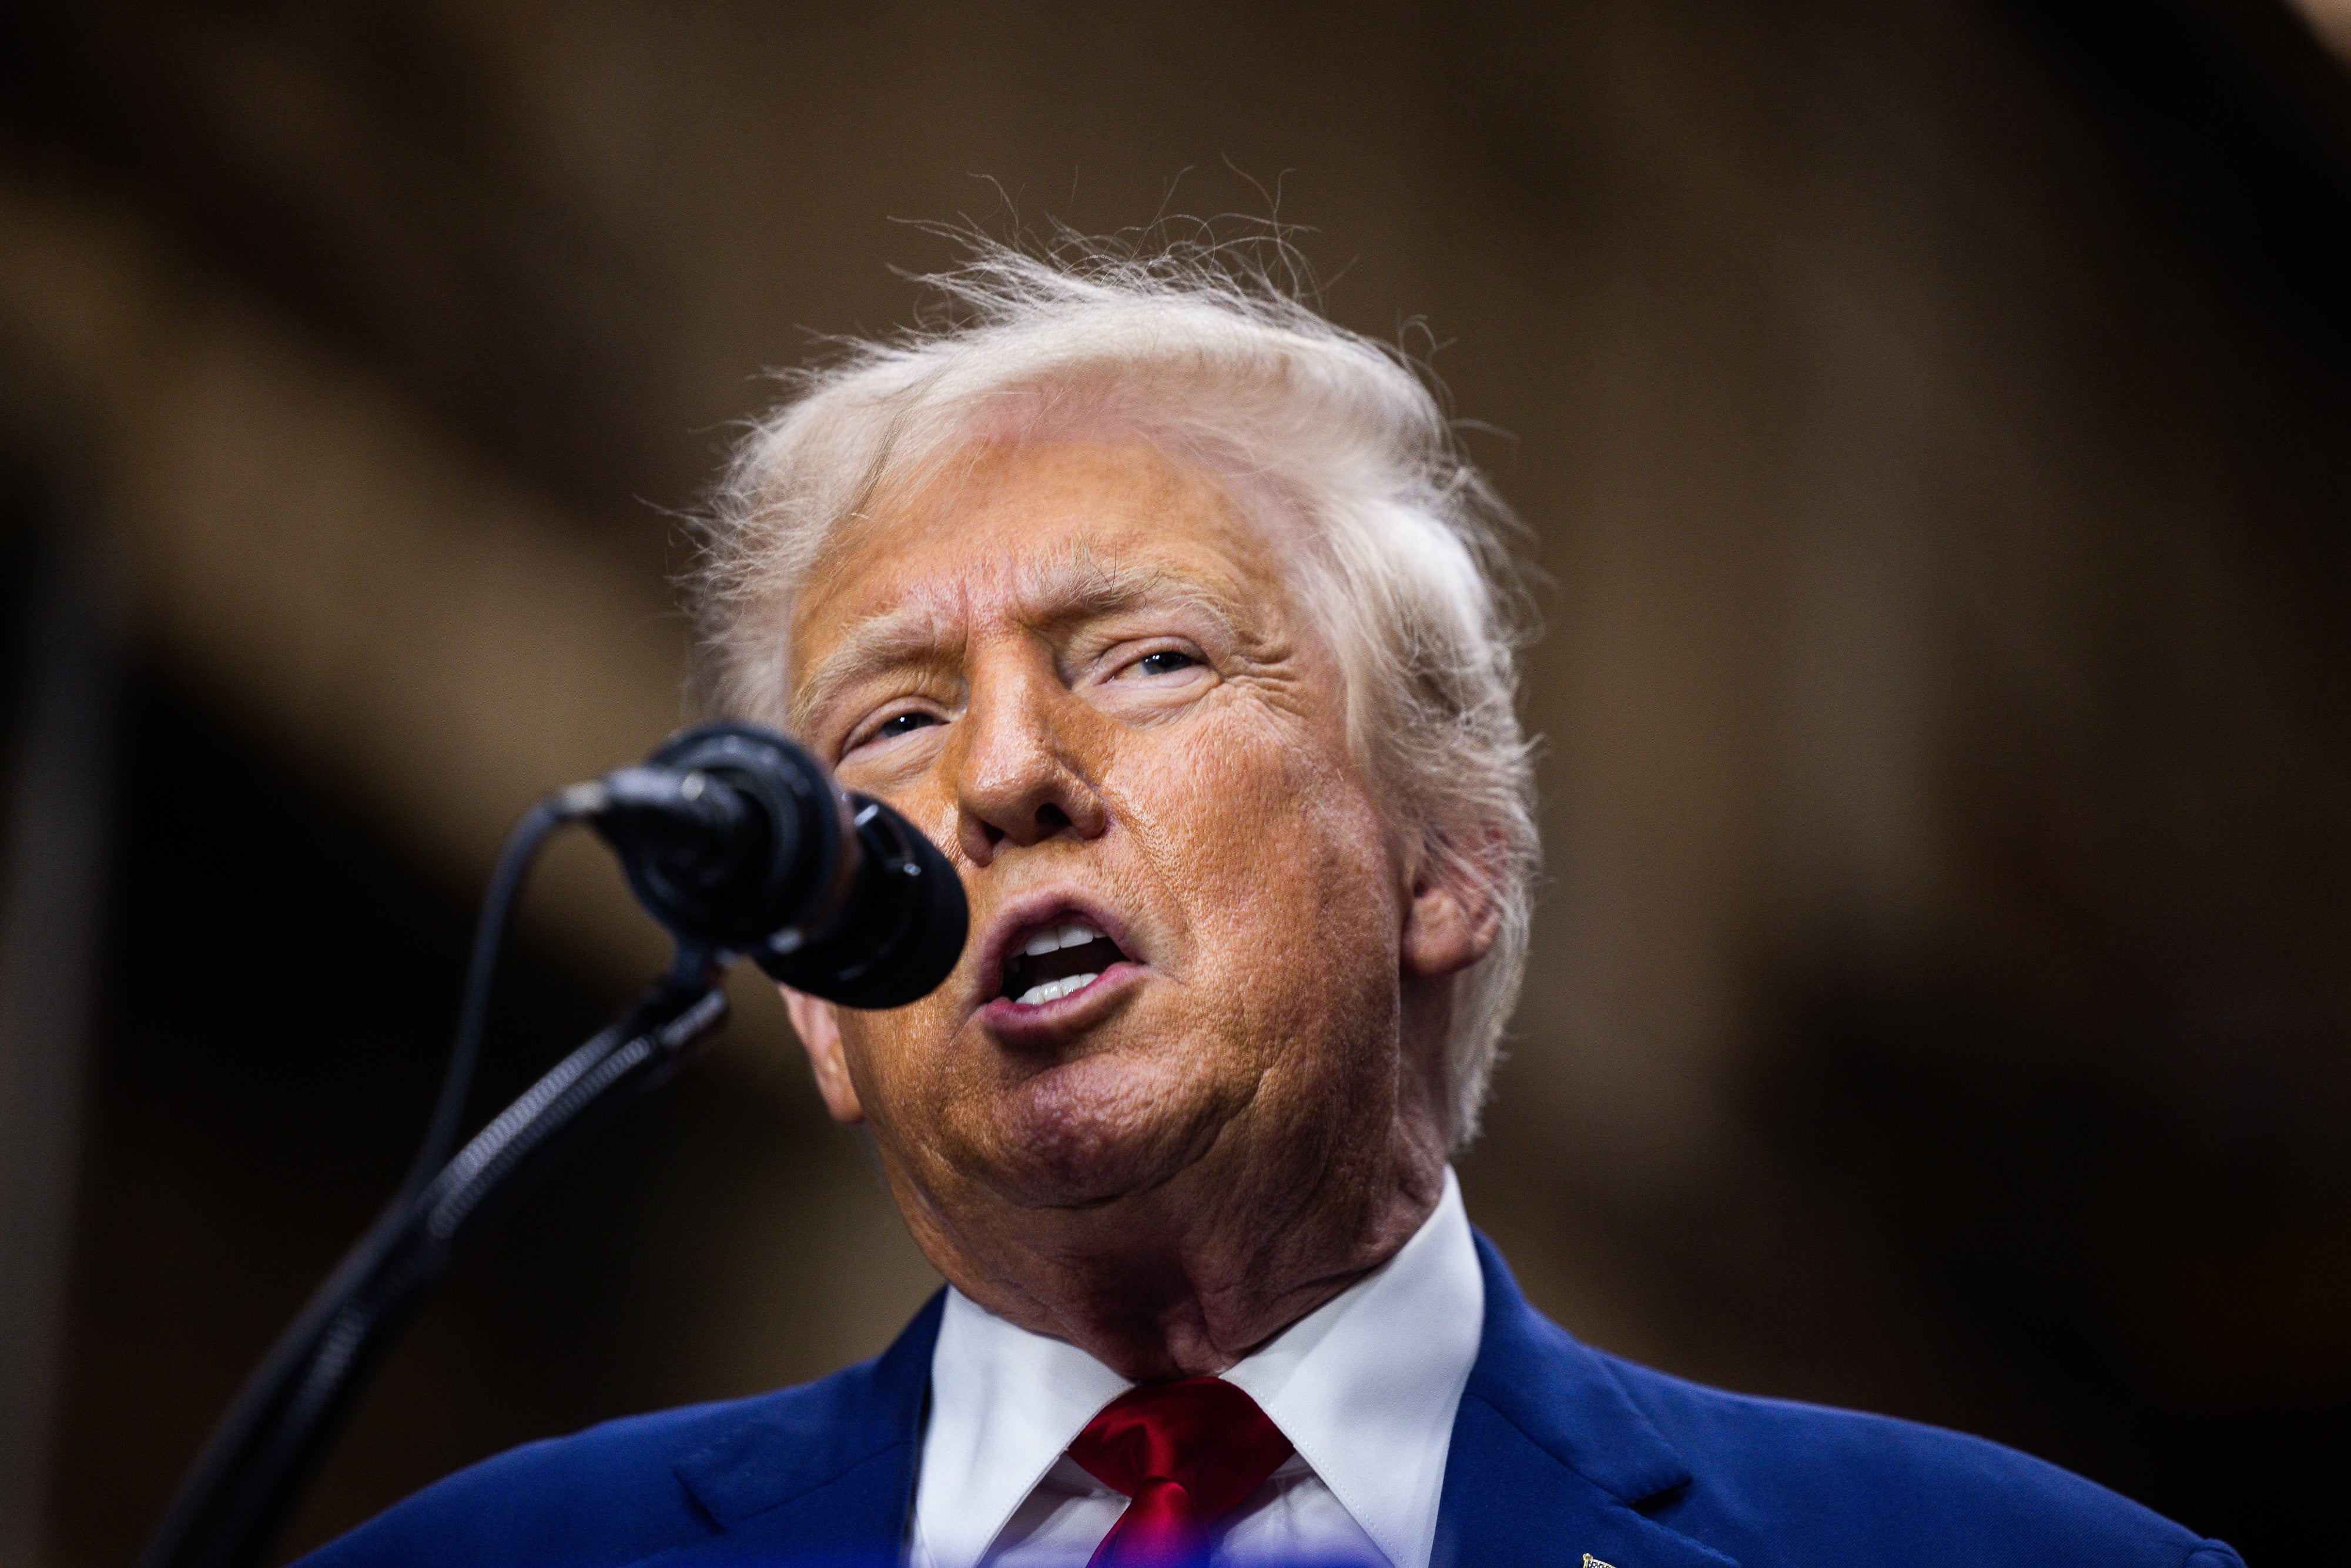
[{"x1": 949, "y1": 653, "x2": 1108, "y2": 865}]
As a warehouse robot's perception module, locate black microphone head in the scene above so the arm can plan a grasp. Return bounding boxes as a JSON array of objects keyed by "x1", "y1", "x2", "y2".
[
  {"x1": 753, "y1": 793, "x2": 968, "y2": 1010},
  {"x1": 604, "y1": 721, "x2": 967, "y2": 1009},
  {"x1": 610, "y1": 722, "x2": 851, "y2": 953}
]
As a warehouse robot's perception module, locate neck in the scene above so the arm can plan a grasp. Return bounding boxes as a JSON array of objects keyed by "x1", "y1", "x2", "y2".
[{"x1": 904, "y1": 1131, "x2": 1446, "y2": 1381}]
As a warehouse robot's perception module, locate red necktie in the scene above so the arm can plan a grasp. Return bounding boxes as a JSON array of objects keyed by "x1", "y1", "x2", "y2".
[{"x1": 1066, "y1": 1378, "x2": 1295, "y2": 1567}]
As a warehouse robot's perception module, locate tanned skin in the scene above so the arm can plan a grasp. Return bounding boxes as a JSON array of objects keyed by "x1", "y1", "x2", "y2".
[{"x1": 781, "y1": 437, "x2": 1496, "y2": 1383}]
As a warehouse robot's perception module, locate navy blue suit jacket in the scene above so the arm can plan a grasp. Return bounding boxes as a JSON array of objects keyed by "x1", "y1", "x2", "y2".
[{"x1": 300, "y1": 1235, "x2": 2243, "y2": 1566}]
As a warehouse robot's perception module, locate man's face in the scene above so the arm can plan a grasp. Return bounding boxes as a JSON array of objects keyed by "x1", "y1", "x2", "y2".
[{"x1": 782, "y1": 437, "x2": 1463, "y2": 1277}]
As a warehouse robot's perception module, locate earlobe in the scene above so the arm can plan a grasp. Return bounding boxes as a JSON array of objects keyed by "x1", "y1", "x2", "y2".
[{"x1": 781, "y1": 987, "x2": 865, "y2": 1125}]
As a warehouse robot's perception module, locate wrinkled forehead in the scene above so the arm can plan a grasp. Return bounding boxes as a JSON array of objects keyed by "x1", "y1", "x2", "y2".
[{"x1": 781, "y1": 434, "x2": 1308, "y2": 723}]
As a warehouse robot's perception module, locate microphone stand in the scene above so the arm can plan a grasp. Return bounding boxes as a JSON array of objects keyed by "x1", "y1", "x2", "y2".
[
  {"x1": 137, "y1": 720, "x2": 963, "y2": 1568},
  {"x1": 136, "y1": 953, "x2": 730, "y2": 1568}
]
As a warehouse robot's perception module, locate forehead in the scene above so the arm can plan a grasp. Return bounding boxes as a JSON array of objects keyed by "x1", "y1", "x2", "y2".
[{"x1": 787, "y1": 437, "x2": 1292, "y2": 695}]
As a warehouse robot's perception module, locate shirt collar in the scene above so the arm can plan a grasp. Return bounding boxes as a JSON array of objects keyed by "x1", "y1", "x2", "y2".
[{"x1": 914, "y1": 1167, "x2": 1485, "y2": 1568}]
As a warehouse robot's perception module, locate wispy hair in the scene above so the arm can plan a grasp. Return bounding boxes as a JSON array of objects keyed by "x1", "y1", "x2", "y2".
[{"x1": 690, "y1": 232, "x2": 1539, "y2": 1145}]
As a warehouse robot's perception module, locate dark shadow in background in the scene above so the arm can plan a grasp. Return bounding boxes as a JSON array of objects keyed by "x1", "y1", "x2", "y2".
[
  {"x1": 44, "y1": 667, "x2": 873, "y2": 1565},
  {"x1": 1746, "y1": 4, "x2": 2350, "y2": 1556}
]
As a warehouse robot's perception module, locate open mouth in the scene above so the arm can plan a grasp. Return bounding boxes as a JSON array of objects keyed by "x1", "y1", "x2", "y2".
[{"x1": 998, "y1": 917, "x2": 1131, "y2": 1007}]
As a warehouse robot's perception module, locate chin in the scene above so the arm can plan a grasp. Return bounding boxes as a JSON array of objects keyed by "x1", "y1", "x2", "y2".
[{"x1": 980, "y1": 1049, "x2": 1239, "y2": 1210}]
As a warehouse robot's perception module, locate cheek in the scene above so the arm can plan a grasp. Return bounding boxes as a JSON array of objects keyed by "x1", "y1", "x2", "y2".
[
  {"x1": 1117, "y1": 705, "x2": 1402, "y2": 1033},
  {"x1": 833, "y1": 990, "x2": 960, "y2": 1135}
]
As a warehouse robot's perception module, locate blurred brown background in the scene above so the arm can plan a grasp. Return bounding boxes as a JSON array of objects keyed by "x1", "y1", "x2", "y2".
[{"x1": 1, "y1": 1, "x2": 2345, "y2": 1563}]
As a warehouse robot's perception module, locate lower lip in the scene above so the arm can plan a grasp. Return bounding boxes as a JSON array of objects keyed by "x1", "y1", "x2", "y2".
[{"x1": 980, "y1": 961, "x2": 1146, "y2": 1033}]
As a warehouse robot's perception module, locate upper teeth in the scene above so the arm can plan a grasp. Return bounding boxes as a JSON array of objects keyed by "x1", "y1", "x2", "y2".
[{"x1": 1020, "y1": 920, "x2": 1104, "y2": 957}]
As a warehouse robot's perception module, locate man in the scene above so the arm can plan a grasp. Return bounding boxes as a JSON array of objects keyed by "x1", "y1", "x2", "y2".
[{"x1": 303, "y1": 244, "x2": 2243, "y2": 1567}]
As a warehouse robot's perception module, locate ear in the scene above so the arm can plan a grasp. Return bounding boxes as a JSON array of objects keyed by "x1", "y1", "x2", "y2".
[
  {"x1": 1400, "y1": 840, "x2": 1503, "y2": 981},
  {"x1": 782, "y1": 987, "x2": 865, "y2": 1124}
]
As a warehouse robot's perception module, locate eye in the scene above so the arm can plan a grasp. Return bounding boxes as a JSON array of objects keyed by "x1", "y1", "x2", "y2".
[
  {"x1": 1131, "y1": 649, "x2": 1200, "y2": 677},
  {"x1": 848, "y1": 709, "x2": 942, "y2": 753}
]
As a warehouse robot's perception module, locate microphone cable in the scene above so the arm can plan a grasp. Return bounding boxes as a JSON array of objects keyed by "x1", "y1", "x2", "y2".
[
  {"x1": 139, "y1": 720, "x2": 966, "y2": 1568},
  {"x1": 393, "y1": 782, "x2": 609, "y2": 1206}
]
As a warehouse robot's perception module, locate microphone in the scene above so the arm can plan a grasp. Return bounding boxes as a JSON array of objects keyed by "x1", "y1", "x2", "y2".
[
  {"x1": 133, "y1": 723, "x2": 964, "y2": 1568},
  {"x1": 584, "y1": 721, "x2": 966, "y2": 1008}
]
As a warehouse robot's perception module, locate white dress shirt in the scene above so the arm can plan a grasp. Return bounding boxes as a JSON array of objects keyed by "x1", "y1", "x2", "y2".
[{"x1": 909, "y1": 1167, "x2": 1483, "y2": 1568}]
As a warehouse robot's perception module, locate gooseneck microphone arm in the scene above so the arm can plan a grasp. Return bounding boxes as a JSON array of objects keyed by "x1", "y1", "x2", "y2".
[
  {"x1": 135, "y1": 965, "x2": 730, "y2": 1568},
  {"x1": 136, "y1": 723, "x2": 966, "y2": 1568}
]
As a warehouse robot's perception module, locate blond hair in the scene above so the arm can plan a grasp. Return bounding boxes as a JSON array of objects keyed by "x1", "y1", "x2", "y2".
[{"x1": 691, "y1": 238, "x2": 1538, "y2": 1145}]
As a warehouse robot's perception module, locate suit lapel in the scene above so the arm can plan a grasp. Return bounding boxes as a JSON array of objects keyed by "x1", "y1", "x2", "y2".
[
  {"x1": 1436, "y1": 1235, "x2": 1739, "y2": 1568},
  {"x1": 657, "y1": 1291, "x2": 943, "y2": 1564},
  {"x1": 649, "y1": 1238, "x2": 1740, "y2": 1568}
]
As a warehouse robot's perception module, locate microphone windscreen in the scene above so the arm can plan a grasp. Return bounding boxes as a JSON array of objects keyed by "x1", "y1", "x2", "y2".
[{"x1": 754, "y1": 793, "x2": 968, "y2": 1009}]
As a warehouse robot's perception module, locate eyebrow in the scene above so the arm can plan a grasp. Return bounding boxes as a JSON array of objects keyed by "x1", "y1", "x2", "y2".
[
  {"x1": 788, "y1": 551, "x2": 1250, "y2": 737},
  {"x1": 789, "y1": 604, "x2": 959, "y2": 738}
]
